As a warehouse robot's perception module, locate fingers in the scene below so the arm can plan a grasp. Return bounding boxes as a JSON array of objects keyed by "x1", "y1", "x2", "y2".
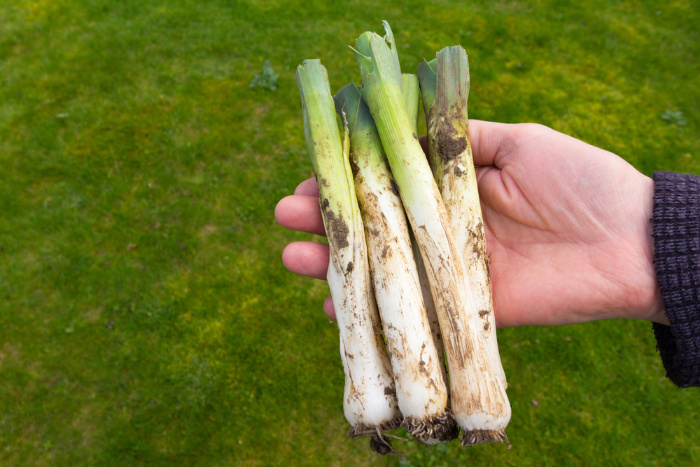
[
  {"x1": 281, "y1": 241, "x2": 329, "y2": 280},
  {"x1": 294, "y1": 177, "x2": 319, "y2": 196},
  {"x1": 475, "y1": 164, "x2": 529, "y2": 222},
  {"x1": 275, "y1": 195, "x2": 326, "y2": 236},
  {"x1": 468, "y1": 120, "x2": 519, "y2": 168},
  {"x1": 475, "y1": 166, "x2": 505, "y2": 209},
  {"x1": 324, "y1": 296, "x2": 336, "y2": 321}
]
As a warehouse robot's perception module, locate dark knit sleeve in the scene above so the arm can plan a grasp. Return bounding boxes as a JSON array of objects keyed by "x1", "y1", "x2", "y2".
[{"x1": 651, "y1": 171, "x2": 700, "y2": 388}]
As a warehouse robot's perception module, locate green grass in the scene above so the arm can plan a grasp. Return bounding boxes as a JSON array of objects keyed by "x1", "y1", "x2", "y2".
[{"x1": 1, "y1": 0, "x2": 698, "y2": 464}]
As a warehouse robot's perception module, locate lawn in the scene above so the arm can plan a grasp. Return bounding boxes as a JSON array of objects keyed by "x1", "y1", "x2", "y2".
[{"x1": 0, "y1": 0, "x2": 698, "y2": 465}]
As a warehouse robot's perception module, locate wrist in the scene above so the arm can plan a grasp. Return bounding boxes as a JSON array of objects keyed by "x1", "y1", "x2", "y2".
[
  {"x1": 627, "y1": 174, "x2": 666, "y2": 324},
  {"x1": 594, "y1": 170, "x2": 665, "y2": 324}
]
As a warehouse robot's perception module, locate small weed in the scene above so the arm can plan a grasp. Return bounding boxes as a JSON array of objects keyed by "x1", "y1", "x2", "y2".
[
  {"x1": 661, "y1": 109, "x2": 686, "y2": 126},
  {"x1": 248, "y1": 60, "x2": 279, "y2": 91}
]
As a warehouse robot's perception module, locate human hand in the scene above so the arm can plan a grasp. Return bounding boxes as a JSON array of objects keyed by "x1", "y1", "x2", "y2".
[{"x1": 275, "y1": 121, "x2": 666, "y2": 327}]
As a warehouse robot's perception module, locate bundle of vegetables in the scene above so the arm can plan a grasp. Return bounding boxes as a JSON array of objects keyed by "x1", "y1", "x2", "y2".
[{"x1": 295, "y1": 22, "x2": 510, "y2": 454}]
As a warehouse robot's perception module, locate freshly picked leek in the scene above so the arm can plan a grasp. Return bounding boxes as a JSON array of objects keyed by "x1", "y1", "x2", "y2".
[
  {"x1": 417, "y1": 47, "x2": 507, "y2": 390},
  {"x1": 334, "y1": 82, "x2": 456, "y2": 444},
  {"x1": 351, "y1": 23, "x2": 511, "y2": 446},
  {"x1": 296, "y1": 59, "x2": 401, "y2": 449}
]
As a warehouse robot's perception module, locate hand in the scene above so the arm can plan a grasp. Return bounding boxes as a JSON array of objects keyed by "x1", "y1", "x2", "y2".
[{"x1": 275, "y1": 121, "x2": 666, "y2": 327}]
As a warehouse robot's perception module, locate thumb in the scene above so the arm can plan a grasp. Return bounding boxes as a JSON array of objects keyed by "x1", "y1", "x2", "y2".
[{"x1": 468, "y1": 119, "x2": 518, "y2": 168}]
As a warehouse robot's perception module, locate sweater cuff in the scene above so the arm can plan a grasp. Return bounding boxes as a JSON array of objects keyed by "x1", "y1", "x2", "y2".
[{"x1": 651, "y1": 171, "x2": 700, "y2": 388}]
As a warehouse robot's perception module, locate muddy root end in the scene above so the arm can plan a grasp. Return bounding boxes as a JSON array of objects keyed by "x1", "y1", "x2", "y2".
[
  {"x1": 346, "y1": 418, "x2": 402, "y2": 440},
  {"x1": 370, "y1": 435, "x2": 396, "y2": 455},
  {"x1": 460, "y1": 429, "x2": 510, "y2": 447},
  {"x1": 401, "y1": 411, "x2": 458, "y2": 444}
]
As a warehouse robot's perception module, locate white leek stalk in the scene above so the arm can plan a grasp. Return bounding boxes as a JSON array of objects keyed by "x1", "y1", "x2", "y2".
[
  {"x1": 351, "y1": 23, "x2": 511, "y2": 446},
  {"x1": 334, "y1": 82, "x2": 456, "y2": 444},
  {"x1": 296, "y1": 60, "x2": 401, "y2": 450},
  {"x1": 417, "y1": 48, "x2": 507, "y2": 389},
  {"x1": 401, "y1": 72, "x2": 447, "y2": 386}
]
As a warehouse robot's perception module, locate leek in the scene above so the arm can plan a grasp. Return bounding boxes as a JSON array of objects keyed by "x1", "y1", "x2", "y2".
[
  {"x1": 296, "y1": 59, "x2": 401, "y2": 448},
  {"x1": 417, "y1": 47, "x2": 507, "y2": 389}
]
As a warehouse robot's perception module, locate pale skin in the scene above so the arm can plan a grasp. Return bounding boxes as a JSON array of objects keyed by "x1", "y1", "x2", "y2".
[{"x1": 275, "y1": 121, "x2": 667, "y2": 328}]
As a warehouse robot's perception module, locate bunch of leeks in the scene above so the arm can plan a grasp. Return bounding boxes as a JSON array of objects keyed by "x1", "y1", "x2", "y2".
[{"x1": 294, "y1": 22, "x2": 510, "y2": 454}]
